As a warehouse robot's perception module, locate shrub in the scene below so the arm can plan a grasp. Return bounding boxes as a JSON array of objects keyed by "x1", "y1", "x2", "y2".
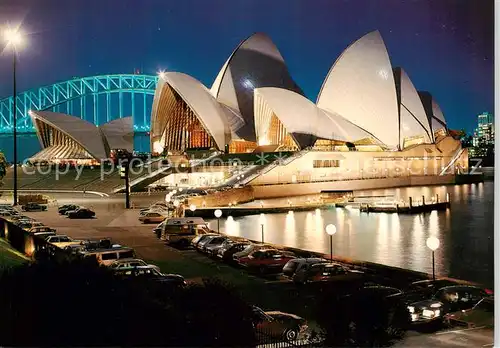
[{"x1": 0, "y1": 259, "x2": 255, "y2": 346}]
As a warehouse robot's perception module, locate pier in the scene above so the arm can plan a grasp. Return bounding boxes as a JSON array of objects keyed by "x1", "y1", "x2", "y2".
[{"x1": 187, "y1": 193, "x2": 450, "y2": 218}]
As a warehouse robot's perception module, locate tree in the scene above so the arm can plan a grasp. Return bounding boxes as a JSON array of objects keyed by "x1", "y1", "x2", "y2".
[{"x1": 0, "y1": 259, "x2": 256, "y2": 346}]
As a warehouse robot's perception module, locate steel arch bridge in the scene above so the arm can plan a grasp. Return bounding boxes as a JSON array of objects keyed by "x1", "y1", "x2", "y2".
[{"x1": 0, "y1": 74, "x2": 158, "y2": 133}]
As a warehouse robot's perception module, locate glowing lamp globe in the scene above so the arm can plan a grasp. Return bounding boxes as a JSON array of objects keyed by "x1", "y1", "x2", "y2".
[
  {"x1": 173, "y1": 199, "x2": 180, "y2": 207},
  {"x1": 4, "y1": 29, "x2": 23, "y2": 46},
  {"x1": 214, "y1": 209, "x2": 222, "y2": 218},
  {"x1": 189, "y1": 204, "x2": 196, "y2": 212},
  {"x1": 259, "y1": 213, "x2": 266, "y2": 225},
  {"x1": 426, "y1": 237, "x2": 440, "y2": 251},
  {"x1": 326, "y1": 224, "x2": 337, "y2": 236}
]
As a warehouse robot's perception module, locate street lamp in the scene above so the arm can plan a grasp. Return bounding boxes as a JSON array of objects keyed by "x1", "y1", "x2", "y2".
[
  {"x1": 326, "y1": 224, "x2": 337, "y2": 263},
  {"x1": 189, "y1": 204, "x2": 196, "y2": 217},
  {"x1": 4, "y1": 28, "x2": 24, "y2": 206},
  {"x1": 214, "y1": 209, "x2": 222, "y2": 234},
  {"x1": 426, "y1": 237, "x2": 440, "y2": 281},
  {"x1": 259, "y1": 213, "x2": 265, "y2": 243},
  {"x1": 173, "y1": 199, "x2": 180, "y2": 207}
]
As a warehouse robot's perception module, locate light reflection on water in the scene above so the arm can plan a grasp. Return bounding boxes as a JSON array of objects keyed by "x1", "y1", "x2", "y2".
[{"x1": 210, "y1": 182, "x2": 494, "y2": 287}]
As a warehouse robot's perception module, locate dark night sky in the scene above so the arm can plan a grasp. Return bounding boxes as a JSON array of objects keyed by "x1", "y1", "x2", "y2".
[{"x1": 0, "y1": 0, "x2": 494, "y2": 133}]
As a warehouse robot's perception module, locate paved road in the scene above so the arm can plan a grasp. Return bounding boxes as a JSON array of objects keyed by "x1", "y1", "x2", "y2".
[{"x1": 396, "y1": 327, "x2": 494, "y2": 347}]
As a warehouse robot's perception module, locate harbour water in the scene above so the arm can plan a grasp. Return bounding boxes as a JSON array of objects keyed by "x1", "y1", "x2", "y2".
[{"x1": 210, "y1": 182, "x2": 494, "y2": 287}]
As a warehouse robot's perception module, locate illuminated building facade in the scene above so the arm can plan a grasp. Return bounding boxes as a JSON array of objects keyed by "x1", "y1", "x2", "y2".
[{"x1": 29, "y1": 111, "x2": 133, "y2": 164}]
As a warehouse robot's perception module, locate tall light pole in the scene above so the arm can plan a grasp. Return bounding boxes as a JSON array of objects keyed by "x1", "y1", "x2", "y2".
[
  {"x1": 4, "y1": 28, "x2": 23, "y2": 206},
  {"x1": 326, "y1": 224, "x2": 337, "y2": 263},
  {"x1": 259, "y1": 213, "x2": 265, "y2": 243},
  {"x1": 426, "y1": 237, "x2": 440, "y2": 281},
  {"x1": 214, "y1": 209, "x2": 222, "y2": 234}
]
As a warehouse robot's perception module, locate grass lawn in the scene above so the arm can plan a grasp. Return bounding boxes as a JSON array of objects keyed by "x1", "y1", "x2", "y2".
[{"x1": 0, "y1": 238, "x2": 30, "y2": 268}]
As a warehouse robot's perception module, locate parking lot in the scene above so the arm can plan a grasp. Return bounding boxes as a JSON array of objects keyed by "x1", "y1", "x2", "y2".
[{"x1": 17, "y1": 202, "x2": 494, "y2": 347}]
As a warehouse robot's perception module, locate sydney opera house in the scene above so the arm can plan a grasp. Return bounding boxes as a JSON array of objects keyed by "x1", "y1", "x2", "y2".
[
  {"x1": 27, "y1": 30, "x2": 467, "y2": 191},
  {"x1": 150, "y1": 30, "x2": 466, "y2": 186}
]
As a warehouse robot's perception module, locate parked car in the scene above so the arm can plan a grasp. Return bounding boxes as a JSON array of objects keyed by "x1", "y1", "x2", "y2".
[
  {"x1": 7, "y1": 215, "x2": 30, "y2": 223},
  {"x1": 79, "y1": 238, "x2": 114, "y2": 251},
  {"x1": 113, "y1": 266, "x2": 186, "y2": 286},
  {"x1": 0, "y1": 211, "x2": 15, "y2": 218},
  {"x1": 67, "y1": 208, "x2": 96, "y2": 219},
  {"x1": 21, "y1": 202, "x2": 48, "y2": 212},
  {"x1": 407, "y1": 285, "x2": 489, "y2": 324},
  {"x1": 206, "y1": 237, "x2": 247, "y2": 258},
  {"x1": 109, "y1": 258, "x2": 161, "y2": 272},
  {"x1": 153, "y1": 220, "x2": 167, "y2": 237},
  {"x1": 17, "y1": 221, "x2": 45, "y2": 230},
  {"x1": 32, "y1": 231, "x2": 57, "y2": 239},
  {"x1": 283, "y1": 258, "x2": 329, "y2": 279},
  {"x1": 444, "y1": 296, "x2": 494, "y2": 328},
  {"x1": 252, "y1": 306, "x2": 309, "y2": 342},
  {"x1": 191, "y1": 233, "x2": 219, "y2": 248},
  {"x1": 139, "y1": 207, "x2": 168, "y2": 217},
  {"x1": 195, "y1": 235, "x2": 222, "y2": 252},
  {"x1": 81, "y1": 247, "x2": 135, "y2": 266},
  {"x1": 356, "y1": 285, "x2": 404, "y2": 299},
  {"x1": 198, "y1": 236, "x2": 228, "y2": 254},
  {"x1": 58, "y1": 204, "x2": 80, "y2": 215},
  {"x1": 160, "y1": 218, "x2": 211, "y2": 246},
  {"x1": 217, "y1": 241, "x2": 253, "y2": 262},
  {"x1": 291, "y1": 262, "x2": 364, "y2": 285},
  {"x1": 28, "y1": 226, "x2": 56, "y2": 234},
  {"x1": 232, "y1": 243, "x2": 276, "y2": 262},
  {"x1": 138, "y1": 211, "x2": 167, "y2": 224},
  {"x1": 45, "y1": 235, "x2": 83, "y2": 249},
  {"x1": 238, "y1": 249, "x2": 296, "y2": 274}
]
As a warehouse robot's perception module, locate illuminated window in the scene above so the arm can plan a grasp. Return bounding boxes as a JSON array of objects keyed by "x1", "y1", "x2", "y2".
[{"x1": 313, "y1": 160, "x2": 340, "y2": 168}]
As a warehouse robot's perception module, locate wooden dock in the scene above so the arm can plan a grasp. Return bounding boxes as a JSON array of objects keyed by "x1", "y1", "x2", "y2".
[{"x1": 358, "y1": 201, "x2": 450, "y2": 214}]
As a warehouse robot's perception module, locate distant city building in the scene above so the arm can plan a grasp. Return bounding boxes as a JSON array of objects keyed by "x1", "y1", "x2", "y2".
[{"x1": 471, "y1": 112, "x2": 494, "y2": 156}]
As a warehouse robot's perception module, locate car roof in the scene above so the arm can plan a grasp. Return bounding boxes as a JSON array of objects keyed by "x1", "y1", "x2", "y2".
[
  {"x1": 115, "y1": 265, "x2": 158, "y2": 271},
  {"x1": 437, "y1": 285, "x2": 485, "y2": 292},
  {"x1": 112, "y1": 258, "x2": 145, "y2": 263},
  {"x1": 82, "y1": 246, "x2": 133, "y2": 254},
  {"x1": 165, "y1": 217, "x2": 206, "y2": 225}
]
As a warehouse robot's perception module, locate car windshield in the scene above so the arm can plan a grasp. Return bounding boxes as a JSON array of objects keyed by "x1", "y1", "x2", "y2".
[
  {"x1": 59, "y1": 236, "x2": 72, "y2": 242},
  {"x1": 284, "y1": 260, "x2": 299, "y2": 271},
  {"x1": 474, "y1": 298, "x2": 494, "y2": 312}
]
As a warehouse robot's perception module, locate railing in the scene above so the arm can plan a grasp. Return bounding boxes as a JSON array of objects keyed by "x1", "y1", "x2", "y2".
[{"x1": 255, "y1": 328, "x2": 314, "y2": 348}]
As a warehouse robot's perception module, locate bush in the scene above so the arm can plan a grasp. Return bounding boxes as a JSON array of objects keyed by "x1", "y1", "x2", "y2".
[
  {"x1": 0, "y1": 259, "x2": 255, "y2": 346},
  {"x1": 315, "y1": 289, "x2": 410, "y2": 347}
]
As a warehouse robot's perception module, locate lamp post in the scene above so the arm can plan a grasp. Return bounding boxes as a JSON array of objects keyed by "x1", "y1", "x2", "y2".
[
  {"x1": 426, "y1": 237, "x2": 440, "y2": 280},
  {"x1": 326, "y1": 224, "x2": 337, "y2": 263},
  {"x1": 259, "y1": 213, "x2": 265, "y2": 243},
  {"x1": 189, "y1": 204, "x2": 196, "y2": 217},
  {"x1": 214, "y1": 209, "x2": 222, "y2": 234},
  {"x1": 4, "y1": 28, "x2": 23, "y2": 206}
]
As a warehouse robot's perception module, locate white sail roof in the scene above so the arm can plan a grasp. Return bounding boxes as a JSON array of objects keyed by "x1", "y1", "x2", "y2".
[
  {"x1": 100, "y1": 117, "x2": 134, "y2": 152},
  {"x1": 316, "y1": 30, "x2": 399, "y2": 148},
  {"x1": 397, "y1": 68, "x2": 433, "y2": 146},
  {"x1": 210, "y1": 32, "x2": 303, "y2": 141},
  {"x1": 254, "y1": 87, "x2": 377, "y2": 147},
  {"x1": 158, "y1": 72, "x2": 232, "y2": 150},
  {"x1": 29, "y1": 111, "x2": 108, "y2": 160}
]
